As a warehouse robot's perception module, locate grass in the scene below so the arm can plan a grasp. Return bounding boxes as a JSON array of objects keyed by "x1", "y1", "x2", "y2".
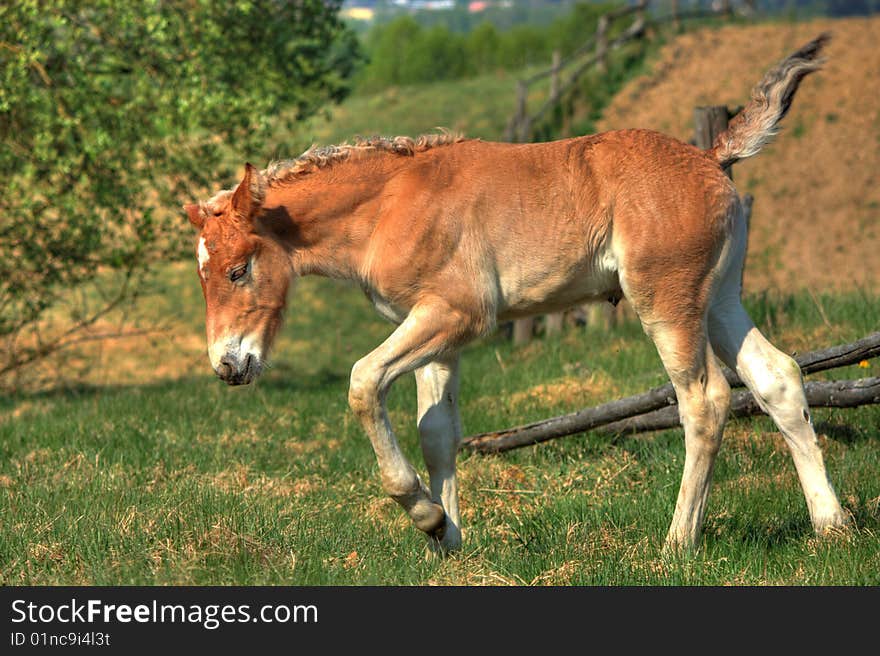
[
  {"x1": 1, "y1": 266, "x2": 878, "y2": 585},
  {"x1": 284, "y1": 69, "x2": 538, "y2": 149}
]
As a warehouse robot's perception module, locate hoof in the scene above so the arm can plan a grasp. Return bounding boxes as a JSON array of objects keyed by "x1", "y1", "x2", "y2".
[
  {"x1": 388, "y1": 478, "x2": 445, "y2": 535},
  {"x1": 662, "y1": 532, "x2": 700, "y2": 555},
  {"x1": 813, "y1": 508, "x2": 852, "y2": 536},
  {"x1": 411, "y1": 499, "x2": 446, "y2": 536},
  {"x1": 426, "y1": 516, "x2": 462, "y2": 558}
]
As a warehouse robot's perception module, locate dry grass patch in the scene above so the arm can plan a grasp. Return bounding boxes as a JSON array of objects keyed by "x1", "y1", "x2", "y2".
[
  {"x1": 469, "y1": 372, "x2": 616, "y2": 416},
  {"x1": 718, "y1": 469, "x2": 797, "y2": 496},
  {"x1": 722, "y1": 424, "x2": 791, "y2": 456},
  {"x1": 323, "y1": 549, "x2": 363, "y2": 573},
  {"x1": 775, "y1": 323, "x2": 851, "y2": 357},
  {"x1": 284, "y1": 436, "x2": 340, "y2": 456},
  {"x1": 866, "y1": 495, "x2": 880, "y2": 519},
  {"x1": 426, "y1": 552, "x2": 526, "y2": 586},
  {"x1": 145, "y1": 462, "x2": 196, "y2": 493},
  {"x1": 203, "y1": 464, "x2": 322, "y2": 499},
  {"x1": 0, "y1": 399, "x2": 57, "y2": 423},
  {"x1": 507, "y1": 372, "x2": 616, "y2": 408},
  {"x1": 528, "y1": 559, "x2": 587, "y2": 585},
  {"x1": 458, "y1": 459, "x2": 542, "y2": 521},
  {"x1": 363, "y1": 496, "x2": 411, "y2": 533},
  {"x1": 144, "y1": 518, "x2": 290, "y2": 577},
  {"x1": 27, "y1": 541, "x2": 65, "y2": 565},
  {"x1": 547, "y1": 448, "x2": 647, "y2": 500}
]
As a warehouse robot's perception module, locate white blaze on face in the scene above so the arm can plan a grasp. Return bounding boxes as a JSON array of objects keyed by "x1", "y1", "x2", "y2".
[{"x1": 198, "y1": 237, "x2": 210, "y2": 274}]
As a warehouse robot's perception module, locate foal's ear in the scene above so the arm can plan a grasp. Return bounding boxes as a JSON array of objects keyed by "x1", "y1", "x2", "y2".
[
  {"x1": 184, "y1": 203, "x2": 204, "y2": 230},
  {"x1": 231, "y1": 162, "x2": 267, "y2": 221}
]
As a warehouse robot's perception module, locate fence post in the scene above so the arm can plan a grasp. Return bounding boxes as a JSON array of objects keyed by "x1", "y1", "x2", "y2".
[
  {"x1": 545, "y1": 312, "x2": 565, "y2": 336},
  {"x1": 509, "y1": 0, "x2": 660, "y2": 346},
  {"x1": 671, "y1": 0, "x2": 680, "y2": 30},
  {"x1": 513, "y1": 317, "x2": 535, "y2": 346},
  {"x1": 693, "y1": 105, "x2": 733, "y2": 179},
  {"x1": 635, "y1": 0, "x2": 648, "y2": 37},
  {"x1": 694, "y1": 105, "x2": 754, "y2": 269},
  {"x1": 550, "y1": 50, "x2": 561, "y2": 102},
  {"x1": 503, "y1": 115, "x2": 516, "y2": 143},
  {"x1": 595, "y1": 14, "x2": 609, "y2": 73},
  {"x1": 543, "y1": 49, "x2": 567, "y2": 336},
  {"x1": 513, "y1": 80, "x2": 529, "y2": 143}
]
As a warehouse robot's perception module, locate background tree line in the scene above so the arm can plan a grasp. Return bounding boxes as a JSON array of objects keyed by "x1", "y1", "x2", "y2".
[{"x1": 356, "y1": 2, "x2": 617, "y2": 90}]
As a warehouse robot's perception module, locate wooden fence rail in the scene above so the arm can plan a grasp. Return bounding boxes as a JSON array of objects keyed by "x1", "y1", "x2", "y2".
[{"x1": 463, "y1": 332, "x2": 880, "y2": 454}]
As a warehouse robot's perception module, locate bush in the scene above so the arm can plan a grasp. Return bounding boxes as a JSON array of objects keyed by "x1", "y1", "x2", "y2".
[{"x1": 0, "y1": 0, "x2": 361, "y2": 385}]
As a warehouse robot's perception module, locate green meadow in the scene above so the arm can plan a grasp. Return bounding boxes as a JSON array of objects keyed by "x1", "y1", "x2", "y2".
[{"x1": 2, "y1": 265, "x2": 878, "y2": 585}]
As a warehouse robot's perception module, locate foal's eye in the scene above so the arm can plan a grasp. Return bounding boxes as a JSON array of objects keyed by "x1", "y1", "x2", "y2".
[{"x1": 229, "y1": 262, "x2": 249, "y2": 282}]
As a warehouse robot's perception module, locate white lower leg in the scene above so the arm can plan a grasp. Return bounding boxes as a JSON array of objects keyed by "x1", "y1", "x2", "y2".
[
  {"x1": 416, "y1": 358, "x2": 463, "y2": 552},
  {"x1": 665, "y1": 358, "x2": 730, "y2": 549},
  {"x1": 761, "y1": 388, "x2": 848, "y2": 531},
  {"x1": 667, "y1": 445, "x2": 719, "y2": 548},
  {"x1": 369, "y1": 411, "x2": 446, "y2": 535},
  {"x1": 710, "y1": 308, "x2": 847, "y2": 532}
]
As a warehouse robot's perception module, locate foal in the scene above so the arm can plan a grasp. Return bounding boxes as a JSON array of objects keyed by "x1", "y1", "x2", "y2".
[{"x1": 185, "y1": 35, "x2": 847, "y2": 553}]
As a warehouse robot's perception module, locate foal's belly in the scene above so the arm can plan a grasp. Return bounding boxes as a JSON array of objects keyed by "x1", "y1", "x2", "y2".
[
  {"x1": 363, "y1": 242, "x2": 622, "y2": 326},
  {"x1": 495, "y1": 247, "x2": 622, "y2": 321}
]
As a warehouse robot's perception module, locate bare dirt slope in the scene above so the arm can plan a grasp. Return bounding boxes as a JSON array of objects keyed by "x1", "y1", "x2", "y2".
[{"x1": 597, "y1": 17, "x2": 880, "y2": 294}]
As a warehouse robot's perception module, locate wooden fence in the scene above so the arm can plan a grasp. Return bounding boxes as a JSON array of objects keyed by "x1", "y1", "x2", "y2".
[{"x1": 504, "y1": 0, "x2": 649, "y2": 146}]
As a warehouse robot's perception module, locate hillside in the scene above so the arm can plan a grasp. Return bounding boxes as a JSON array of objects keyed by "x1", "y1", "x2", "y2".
[
  {"x1": 288, "y1": 67, "x2": 551, "y2": 146},
  {"x1": 596, "y1": 16, "x2": 880, "y2": 294}
]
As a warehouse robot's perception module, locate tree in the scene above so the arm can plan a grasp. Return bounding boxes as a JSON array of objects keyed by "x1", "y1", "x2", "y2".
[
  {"x1": 360, "y1": 15, "x2": 424, "y2": 88},
  {"x1": 467, "y1": 22, "x2": 501, "y2": 73},
  {"x1": 0, "y1": 0, "x2": 361, "y2": 386}
]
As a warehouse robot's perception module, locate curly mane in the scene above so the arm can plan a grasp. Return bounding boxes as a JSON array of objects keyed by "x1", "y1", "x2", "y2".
[{"x1": 264, "y1": 131, "x2": 466, "y2": 186}]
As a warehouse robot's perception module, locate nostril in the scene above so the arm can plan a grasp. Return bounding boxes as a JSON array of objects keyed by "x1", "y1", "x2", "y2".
[{"x1": 217, "y1": 356, "x2": 235, "y2": 379}]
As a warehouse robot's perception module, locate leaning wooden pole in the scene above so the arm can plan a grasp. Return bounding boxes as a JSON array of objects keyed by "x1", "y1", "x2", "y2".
[
  {"x1": 461, "y1": 333, "x2": 880, "y2": 454},
  {"x1": 599, "y1": 377, "x2": 880, "y2": 437}
]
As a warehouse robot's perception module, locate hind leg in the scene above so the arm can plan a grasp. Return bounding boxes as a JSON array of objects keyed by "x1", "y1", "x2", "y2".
[
  {"x1": 646, "y1": 321, "x2": 732, "y2": 550},
  {"x1": 708, "y1": 298, "x2": 848, "y2": 533}
]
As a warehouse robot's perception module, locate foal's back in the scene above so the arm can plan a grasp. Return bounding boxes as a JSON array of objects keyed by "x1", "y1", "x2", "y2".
[{"x1": 369, "y1": 129, "x2": 737, "y2": 324}]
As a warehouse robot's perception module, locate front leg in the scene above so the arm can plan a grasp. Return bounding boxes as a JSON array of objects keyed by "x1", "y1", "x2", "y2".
[
  {"x1": 415, "y1": 356, "x2": 463, "y2": 553},
  {"x1": 348, "y1": 301, "x2": 474, "y2": 544}
]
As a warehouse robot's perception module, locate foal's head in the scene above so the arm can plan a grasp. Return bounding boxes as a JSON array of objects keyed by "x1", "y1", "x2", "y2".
[{"x1": 184, "y1": 164, "x2": 291, "y2": 385}]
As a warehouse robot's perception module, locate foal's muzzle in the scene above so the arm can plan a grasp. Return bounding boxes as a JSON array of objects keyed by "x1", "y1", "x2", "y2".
[{"x1": 215, "y1": 353, "x2": 261, "y2": 386}]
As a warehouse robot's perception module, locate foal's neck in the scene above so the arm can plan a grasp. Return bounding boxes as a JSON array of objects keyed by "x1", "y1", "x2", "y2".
[{"x1": 262, "y1": 160, "x2": 397, "y2": 282}]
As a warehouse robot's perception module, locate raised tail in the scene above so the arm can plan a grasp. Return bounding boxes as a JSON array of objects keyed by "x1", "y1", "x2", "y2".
[{"x1": 711, "y1": 33, "x2": 830, "y2": 168}]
